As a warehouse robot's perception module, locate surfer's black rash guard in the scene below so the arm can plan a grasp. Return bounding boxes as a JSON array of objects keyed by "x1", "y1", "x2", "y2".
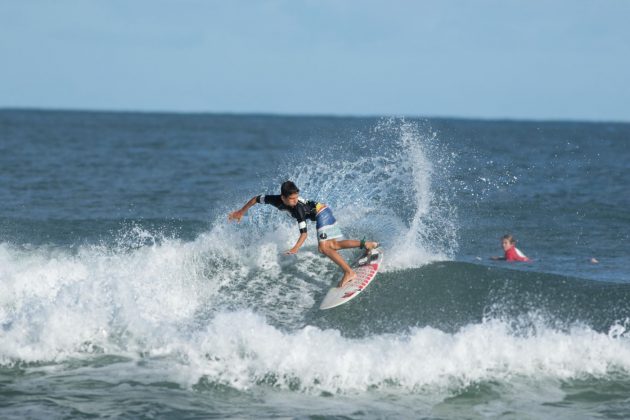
[{"x1": 256, "y1": 195, "x2": 319, "y2": 234}]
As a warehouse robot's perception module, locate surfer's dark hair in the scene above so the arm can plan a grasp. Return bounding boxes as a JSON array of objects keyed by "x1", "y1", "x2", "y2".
[
  {"x1": 281, "y1": 181, "x2": 300, "y2": 197},
  {"x1": 502, "y1": 234, "x2": 516, "y2": 244}
]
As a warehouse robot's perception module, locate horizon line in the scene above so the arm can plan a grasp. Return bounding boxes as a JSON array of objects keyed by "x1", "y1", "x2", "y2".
[{"x1": 1, "y1": 106, "x2": 629, "y2": 126}]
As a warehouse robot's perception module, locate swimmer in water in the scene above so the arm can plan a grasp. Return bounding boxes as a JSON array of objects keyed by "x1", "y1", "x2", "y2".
[{"x1": 491, "y1": 234, "x2": 530, "y2": 262}]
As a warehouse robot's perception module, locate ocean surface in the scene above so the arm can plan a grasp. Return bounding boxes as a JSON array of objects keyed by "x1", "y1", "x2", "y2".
[{"x1": 1, "y1": 109, "x2": 629, "y2": 419}]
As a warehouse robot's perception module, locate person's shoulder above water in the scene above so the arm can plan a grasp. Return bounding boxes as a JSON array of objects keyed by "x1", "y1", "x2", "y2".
[
  {"x1": 257, "y1": 194, "x2": 282, "y2": 206},
  {"x1": 504, "y1": 244, "x2": 530, "y2": 262}
]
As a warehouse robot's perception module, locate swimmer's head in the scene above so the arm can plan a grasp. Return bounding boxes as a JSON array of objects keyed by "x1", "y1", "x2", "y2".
[
  {"x1": 280, "y1": 181, "x2": 299, "y2": 207},
  {"x1": 501, "y1": 234, "x2": 516, "y2": 252}
]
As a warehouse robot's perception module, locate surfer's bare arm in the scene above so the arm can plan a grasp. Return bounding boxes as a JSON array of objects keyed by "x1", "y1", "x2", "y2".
[
  {"x1": 285, "y1": 232, "x2": 307, "y2": 255},
  {"x1": 228, "y1": 196, "x2": 258, "y2": 222}
]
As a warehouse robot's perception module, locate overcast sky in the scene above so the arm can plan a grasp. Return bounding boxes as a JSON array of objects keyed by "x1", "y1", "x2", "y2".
[{"x1": 1, "y1": 0, "x2": 629, "y2": 121}]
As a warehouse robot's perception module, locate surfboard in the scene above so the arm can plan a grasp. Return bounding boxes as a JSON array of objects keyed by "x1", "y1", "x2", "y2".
[{"x1": 319, "y1": 248, "x2": 384, "y2": 310}]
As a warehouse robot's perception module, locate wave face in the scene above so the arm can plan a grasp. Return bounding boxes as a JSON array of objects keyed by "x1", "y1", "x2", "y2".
[
  {"x1": 3, "y1": 234, "x2": 630, "y2": 419},
  {"x1": 1, "y1": 111, "x2": 630, "y2": 418},
  {"x1": 3, "y1": 235, "x2": 630, "y2": 396}
]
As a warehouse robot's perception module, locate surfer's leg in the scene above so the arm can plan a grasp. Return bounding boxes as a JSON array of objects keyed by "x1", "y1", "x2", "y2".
[
  {"x1": 334, "y1": 240, "x2": 360, "y2": 249},
  {"x1": 319, "y1": 241, "x2": 356, "y2": 287},
  {"x1": 335, "y1": 240, "x2": 378, "y2": 251}
]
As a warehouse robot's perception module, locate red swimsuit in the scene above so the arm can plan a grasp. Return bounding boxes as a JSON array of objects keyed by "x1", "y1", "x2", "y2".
[{"x1": 505, "y1": 245, "x2": 530, "y2": 262}]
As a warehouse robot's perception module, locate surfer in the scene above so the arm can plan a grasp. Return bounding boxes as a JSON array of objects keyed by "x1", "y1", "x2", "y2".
[
  {"x1": 228, "y1": 181, "x2": 378, "y2": 287},
  {"x1": 491, "y1": 234, "x2": 530, "y2": 262}
]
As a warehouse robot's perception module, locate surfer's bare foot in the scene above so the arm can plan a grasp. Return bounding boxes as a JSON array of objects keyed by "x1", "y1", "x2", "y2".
[{"x1": 337, "y1": 271, "x2": 357, "y2": 288}]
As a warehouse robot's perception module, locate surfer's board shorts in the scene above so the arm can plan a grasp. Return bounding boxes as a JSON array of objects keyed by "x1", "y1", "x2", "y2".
[{"x1": 315, "y1": 204, "x2": 343, "y2": 243}]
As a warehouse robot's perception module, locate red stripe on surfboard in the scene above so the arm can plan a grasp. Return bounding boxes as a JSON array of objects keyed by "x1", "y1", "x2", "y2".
[{"x1": 341, "y1": 263, "x2": 380, "y2": 299}]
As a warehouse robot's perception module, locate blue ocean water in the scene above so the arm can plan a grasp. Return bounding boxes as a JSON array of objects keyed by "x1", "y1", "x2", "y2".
[{"x1": 1, "y1": 109, "x2": 629, "y2": 418}]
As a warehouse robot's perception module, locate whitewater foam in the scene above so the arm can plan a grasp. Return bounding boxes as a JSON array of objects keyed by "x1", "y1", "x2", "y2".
[
  {"x1": 13, "y1": 308, "x2": 624, "y2": 396},
  {"x1": 2, "y1": 225, "x2": 630, "y2": 399},
  {"x1": 0, "y1": 228, "x2": 227, "y2": 361},
  {"x1": 0, "y1": 218, "x2": 328, "y2": 363},
  {"x1": 173, "y1": 310, "x2": 630, "y2": 394},
  {"x1": 5, "y1": 248, "x2": 630, "y2": 396}
]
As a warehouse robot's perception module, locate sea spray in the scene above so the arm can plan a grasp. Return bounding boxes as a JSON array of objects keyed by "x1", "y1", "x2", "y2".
[{"x1": 263, "y1": 118, "x2": 459, "y2": 270}]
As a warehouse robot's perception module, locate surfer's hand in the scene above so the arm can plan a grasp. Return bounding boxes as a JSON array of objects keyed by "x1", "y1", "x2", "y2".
[
  {"x1": 228, "y1": 210, "x2": 244, "y2": 223},
  {"x1": 285, "y1": 248, "x2": 299, "y2": 255}
]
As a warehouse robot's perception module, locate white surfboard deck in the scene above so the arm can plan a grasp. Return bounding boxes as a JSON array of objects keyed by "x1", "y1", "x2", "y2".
[{"x1": 319, "y1": 248, "x2": 384, "y2": 310}]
